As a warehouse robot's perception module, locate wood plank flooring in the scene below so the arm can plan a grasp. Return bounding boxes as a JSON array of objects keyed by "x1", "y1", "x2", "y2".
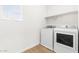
[{"x1": 23, "y1": 44, "x2": 54, "y2": 53}]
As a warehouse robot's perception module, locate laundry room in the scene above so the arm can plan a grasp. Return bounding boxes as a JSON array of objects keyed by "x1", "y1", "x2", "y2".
[{"x1": 0, "y1": 5, "x2": 78, "y2": 53}]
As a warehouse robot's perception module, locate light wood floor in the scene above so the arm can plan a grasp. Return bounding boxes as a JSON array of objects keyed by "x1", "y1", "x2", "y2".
[{"x1": 23, "y1": 44, "x2": 54, "y2": 53}]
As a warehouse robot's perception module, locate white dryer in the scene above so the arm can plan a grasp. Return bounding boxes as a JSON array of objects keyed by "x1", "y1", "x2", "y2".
[{"x1": 54, "y1": 28, "x2": 78, "y2": 53}]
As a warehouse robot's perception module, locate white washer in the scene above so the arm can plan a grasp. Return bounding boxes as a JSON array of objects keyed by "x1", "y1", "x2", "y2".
[{"x1": 41, "y1": 28, "x2": 54, "y2": 50}]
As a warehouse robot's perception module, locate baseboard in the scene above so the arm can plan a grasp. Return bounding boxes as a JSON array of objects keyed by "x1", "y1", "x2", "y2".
[{"x1": 40, "y1": 44, "x2": 54, "y2": 51}]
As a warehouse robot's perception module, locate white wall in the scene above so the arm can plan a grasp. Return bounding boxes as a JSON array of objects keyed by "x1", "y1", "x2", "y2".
[
  {"x1": 23, "y1": 6, "x2": 46, "y2": 51},
  {"x1": 0, "y1": 5, "x2": 46, "y2": 53},
  {"x1": 46, "y1": 5, "x2": 78, "y2": 27},
  {"x1": 47, "y1": 5, "x2": 77, "y2": 16},
  {"x1": 46, "y1": 11, "x2": 78, "y2": 27}
]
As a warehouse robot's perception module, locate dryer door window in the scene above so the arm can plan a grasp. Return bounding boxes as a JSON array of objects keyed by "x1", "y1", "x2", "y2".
[{"x1": 57, "y1": 33, "x2": 73, "y2": 47}]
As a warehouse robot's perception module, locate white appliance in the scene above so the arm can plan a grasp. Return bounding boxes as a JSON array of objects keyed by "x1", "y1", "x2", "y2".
[
  {"x1": 41, "y1": 28, "x2": 54, "y2": 50},
  {"x1": 54, "y1": 28, "x2": 78, "y2": 53}
]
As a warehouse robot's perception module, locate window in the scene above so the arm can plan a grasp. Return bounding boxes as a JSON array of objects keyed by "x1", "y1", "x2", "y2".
[{"x1": 2, "y1": 5, "x2": 23, "y2": 21}]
